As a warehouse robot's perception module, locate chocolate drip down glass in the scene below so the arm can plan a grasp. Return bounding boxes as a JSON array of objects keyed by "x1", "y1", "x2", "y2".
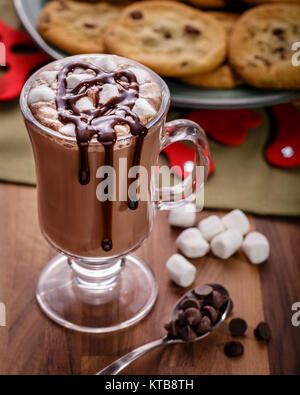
[{"x1": 20, "y1": 55, "x2": 210, "y2": 333}]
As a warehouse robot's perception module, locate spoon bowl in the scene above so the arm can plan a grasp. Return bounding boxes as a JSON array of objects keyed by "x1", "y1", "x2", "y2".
[{"x1": 168, "y1": 282, "x2": 232, "y2": 344}]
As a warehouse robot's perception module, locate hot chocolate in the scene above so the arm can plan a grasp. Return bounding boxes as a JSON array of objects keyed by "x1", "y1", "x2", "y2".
[{"x1": 25, "y1": 55, "x2": 163, "y2": 258}]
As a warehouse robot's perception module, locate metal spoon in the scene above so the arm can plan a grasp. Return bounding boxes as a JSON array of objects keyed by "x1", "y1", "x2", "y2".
[{"x1": 96, "y1": 283, "x2": 231, "y2": 375}]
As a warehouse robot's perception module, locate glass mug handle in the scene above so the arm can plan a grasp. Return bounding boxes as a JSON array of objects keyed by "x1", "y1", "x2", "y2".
[{"x1": 156, "y1": 119, "x2": 210, "y2": 210}]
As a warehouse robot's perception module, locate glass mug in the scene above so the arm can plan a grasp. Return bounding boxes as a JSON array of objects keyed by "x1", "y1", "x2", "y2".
[{"x1": 20, "y1": 55, "x2": 210, "y2": 333}]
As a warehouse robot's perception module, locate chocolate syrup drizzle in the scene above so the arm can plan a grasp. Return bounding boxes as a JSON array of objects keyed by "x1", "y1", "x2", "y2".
[{"x1": 56, "y1": 61, "x2": 148, "y2": 251}]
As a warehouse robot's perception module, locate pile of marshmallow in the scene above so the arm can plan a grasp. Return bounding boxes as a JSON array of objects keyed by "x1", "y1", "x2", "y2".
[{"x1": 166, "y1": 204, "x2": 270, "y2": 287}]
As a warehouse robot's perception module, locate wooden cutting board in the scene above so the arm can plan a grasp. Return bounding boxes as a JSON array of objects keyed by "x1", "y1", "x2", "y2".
[{"x1": 0, "y1": 183, "x2": 299, "y2": 375}]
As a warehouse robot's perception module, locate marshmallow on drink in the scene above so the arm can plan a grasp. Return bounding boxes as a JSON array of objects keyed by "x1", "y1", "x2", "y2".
[
  {"x1": 28, "y1": 85, "x2": 55, "y2": 105},
  {"x1": 176, "y1": 228, "x2": 210, "y2": 258},
  {"x1": 242, "y1": 232, "x2": 270, "y2": 264},
  {"x1": 166, "y1": 254, "x2": 196, "y2": 287},
  {"x1": 198, "y1": 215, "x2": 225, "y2": 242},
  {"x1": 66, "y1": 72, "x2": 94, "y2": 89},
  {"x1": 222, "y1": 209, "x2": 250, "y2": 236},
  {"x1": 211, "y1": 229, "x2": 243, "y2": 259},
  {"x1": 168, "y1": 203, "x2": 196, "y2": 228}
]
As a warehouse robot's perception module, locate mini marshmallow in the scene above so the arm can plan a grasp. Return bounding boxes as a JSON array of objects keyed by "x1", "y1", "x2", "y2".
[
  {"x1": 66, "y1": 73, "x2": 93, "y2": 89},
  {"x1": 242, "y1": 232, "x2": 270, "y2": 264},
  {"x1": 176, "y1": 228, "x2": 210, "y2": 258},
  {"x1": 211, "y1": 229, "x2": 243, "y2": 259},
  {"x1": 39, "y1": 71, "x2": 58, "y2": 86},
  {"x1": 114, "y1": 124, "x2": 130, "y2": 136},
  {"x1": 28, "y1": 85, "x2": 55, "y2": 105},
  {"x1": 168, "y1": 203, "x2": 196, "y2": 228},
  {"x1": 198, "y1": 215, "x2": 225, "y2": 242},
  {"x1": 222, "y1": 209, "x2": 250, "y2": 236},
  {"x1": 128, "y1": 67, "x2": 151, "y2": 84},
  {"x1": 99, "y1": 83, "x2": 119, "y2": 105},
  {"x1": 132, "y1": 98, "x2": 156, "y2": 119},
  {"x1": 166, "y1": 253, "x2": 196, "y2": 287},
  {"x1": 73, "y1": 67, "x2": 85, "y2": 74},
  {"x1": 93, "y1": 55, "x2": 117, "y2": 72},
  {"x1": 60, "y1": 123, "x2": 76, "y2": 136},
  {"x1": 139, "y1": 83, "x2": 157, "y2": 98},
  {"x1": 75, "y1": 96, "x2": 94, "y2": 112}
]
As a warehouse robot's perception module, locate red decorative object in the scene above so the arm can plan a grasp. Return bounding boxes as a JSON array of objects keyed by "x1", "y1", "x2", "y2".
[
  {"x1": 266, "y1": 103, "x2": 300, "y2": 168},
  {"x1": 0, "y1": 19, "x2": 50, "y2": 101},
  {"x1": 187, "y1": 109, "x2": 262, "y2": 146}
]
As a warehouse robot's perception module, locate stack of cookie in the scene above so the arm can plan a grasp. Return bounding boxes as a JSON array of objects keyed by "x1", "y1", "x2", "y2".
[{"x1": 38, "y1": 0, "x2": 300, "y2": 89}]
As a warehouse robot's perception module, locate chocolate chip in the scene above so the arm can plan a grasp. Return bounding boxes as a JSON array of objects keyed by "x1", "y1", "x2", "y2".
[
  {"x1": 84, "y1": 23, "x2": 96, "y2": 29},
  {"x1": 43, "y1": 14, "x2": 51, "y2": 23},
  {"x1": 179, "y1": 297, "x2": 201, "y2": 310},
  {"x1": 254, "y1": 322, "x2": 271, "y2": 342},
  {"x1": 202, "y1": 305, "x2": 218, "y2": 324},
  {"x1": 196, "y1": 316, "x2": 212, "y2": 335},
  {"x1": 184, "y1": 24, "x2": 200, "y2": 35},
  {"x1": 177, "y1": 310, "x2": 188, "y2": 326},
  {"x1": 164, "y1": 320, "x2": 177, "y2": 337},
  {"x1": 212, "y1": 290, "x2": 228, "y2": 309},
  {"x1": 177, "y1": 325, "x2": 197, "y2": 341},
  {"x1": 224, "y1": 341, "x2": 244, "y2": 357},
  {"x1": 183, "y1": 307, "x2": 202, "y2": 326},
  {"x1": 193, "y1": 285, "x2": 213, "y2": 299},
  {"x1": 130, "y1": 10, "x2": 143, "y2": 20},
  {"x1": 273, "y1": 28, "x2": 285, "y2": 40},
  {"x1": 229, "y1": 318, "x2": 247, "y2": 337}
]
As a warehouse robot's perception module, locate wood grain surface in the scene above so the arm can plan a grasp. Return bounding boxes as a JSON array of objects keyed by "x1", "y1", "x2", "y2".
[{"x1": 0, "y1": 182, "x2": 299, "y2": 375}]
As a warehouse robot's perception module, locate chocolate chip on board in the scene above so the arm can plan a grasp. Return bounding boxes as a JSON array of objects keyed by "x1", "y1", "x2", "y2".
[
  {"x1": 229, "y1": 318, "x2": 247, "y2": 337},
  {"x1": 224, "y1": 341, "x2": 244, "y2": 357},
  {"x1": 254, "y1": 322, "x2": 271, "y2": 342}
]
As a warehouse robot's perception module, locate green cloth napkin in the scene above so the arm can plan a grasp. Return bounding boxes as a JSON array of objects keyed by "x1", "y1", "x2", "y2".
[{"x1": 0, "y1": 0, "x2": 299, "y2": 216}]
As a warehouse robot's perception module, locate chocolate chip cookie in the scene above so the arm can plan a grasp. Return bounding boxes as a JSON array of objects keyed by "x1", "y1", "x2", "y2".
[
  {"x1": 228, "y1": 3, "x2": 300, "y2": 89},
  {"x1": 39, "y1": 0, "x2": 123, "y2": 55},
  {"x1": 104, "y1": 1, "x2": 227, "y2": 77},
  {"x1": 182, "y1": 12, "x2": 243, "y2": 89}
]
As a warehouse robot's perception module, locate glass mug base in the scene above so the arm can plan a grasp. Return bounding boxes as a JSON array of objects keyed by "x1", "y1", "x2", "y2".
[{"x1": 36, "y1": 253, "x2": 158, "y2": 333}]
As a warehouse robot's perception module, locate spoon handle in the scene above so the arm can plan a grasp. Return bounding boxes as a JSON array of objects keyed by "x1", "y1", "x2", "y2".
[{"x1": 96, "y1": 337, "x2": 170, "y2": 375}]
